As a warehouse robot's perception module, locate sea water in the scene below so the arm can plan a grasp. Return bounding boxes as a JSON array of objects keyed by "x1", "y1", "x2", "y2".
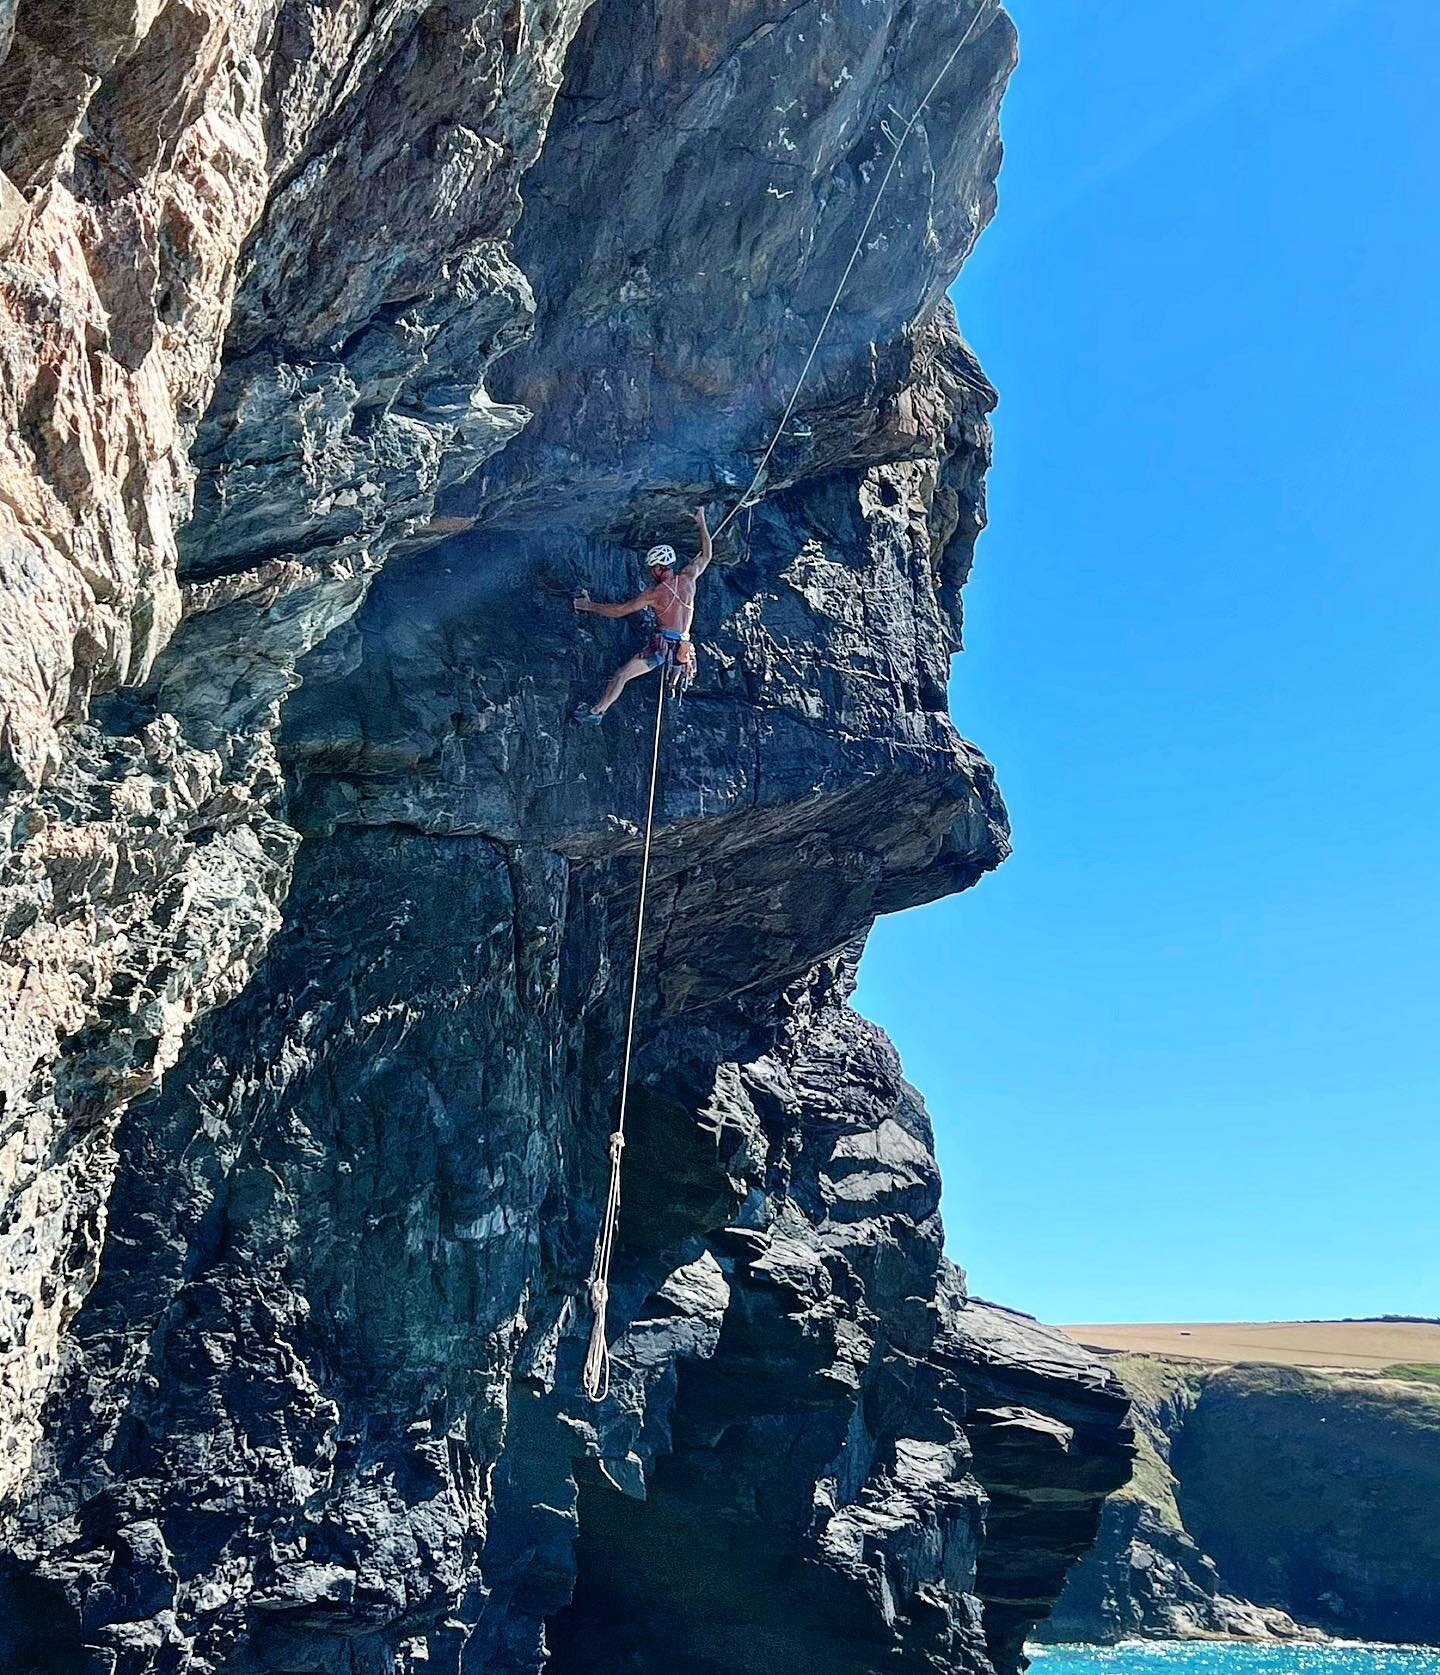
[{"x1": 1031, "y1": 1645, "x2": 1440, "y2": 1675}]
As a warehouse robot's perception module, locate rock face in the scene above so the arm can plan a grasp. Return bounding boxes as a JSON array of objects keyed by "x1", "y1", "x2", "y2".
[
  {"x1": 1046, "y1": 1356, "x2": 1440, "y2": 1646},
  {"x1": 935, "y1": 1299, "x2": 1136, "y2": 1672},
  {"x1": 0, "y1": 0, "x2": 591, "y2": 1507},
  {"x1": 0, "y1": 2, "x2": 1136, "y2": 1671}
]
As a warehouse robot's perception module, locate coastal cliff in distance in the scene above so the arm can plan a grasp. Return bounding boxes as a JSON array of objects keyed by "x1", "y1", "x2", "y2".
[
  {"x1": 1046, "y1": 1343, "x2": 1440, "y2": 1646},
  {"x1": 0, "y1": 2, "x2": 1136, "y2": 1672}
]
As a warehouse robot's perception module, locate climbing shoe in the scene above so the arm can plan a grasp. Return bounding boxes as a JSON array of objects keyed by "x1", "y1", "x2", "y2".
[{"x1": 572, "y1": 703, "x2": 604, "y2": 726}]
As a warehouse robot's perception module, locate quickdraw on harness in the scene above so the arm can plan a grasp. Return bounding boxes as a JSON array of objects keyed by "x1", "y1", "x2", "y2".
[{"x1": 644, "y1": 629, "x2": 696, "y2": 695}]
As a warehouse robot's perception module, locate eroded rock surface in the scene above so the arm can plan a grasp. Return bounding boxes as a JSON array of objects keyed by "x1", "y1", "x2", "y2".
[
  {"x1": 1, "y1": 1, "x2": 1136, "y2": 1670},
  {"x1": 938, "y1": 1298, "x2": 1138, "y2": 1671},
  {"x1": 0, "y1": 0, "x2": 591, "y2": 1504}
]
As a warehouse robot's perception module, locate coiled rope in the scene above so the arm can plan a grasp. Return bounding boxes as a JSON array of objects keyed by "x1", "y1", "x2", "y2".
[
  {"x1": 580, "y1": 0, "x2": 996, "y2": 1400},
  {"x1": 582, "y1": 674, "x2": 667, "y2": 1401}
]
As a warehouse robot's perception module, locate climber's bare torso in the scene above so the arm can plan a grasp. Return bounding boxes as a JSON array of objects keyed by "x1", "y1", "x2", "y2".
[{"x1": 646, "y1": 570, "x2": 696, "y2": 635}]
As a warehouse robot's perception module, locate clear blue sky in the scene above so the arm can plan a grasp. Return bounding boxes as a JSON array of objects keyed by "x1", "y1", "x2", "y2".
[{"x1": 854, "y1": 0, "x2": 1440, "y2": 1324}]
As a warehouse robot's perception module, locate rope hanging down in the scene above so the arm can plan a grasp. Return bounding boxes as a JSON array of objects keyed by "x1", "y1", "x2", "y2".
[
  {"x1": 582, "y1": 675, "x2": 668, "y2": 1402},
  {"x1": 580, "y1": 0, "x2": 996, "y2": 1401},
  {"x1": 712, "y1": 0, "x2": 997, "y2": 542}
]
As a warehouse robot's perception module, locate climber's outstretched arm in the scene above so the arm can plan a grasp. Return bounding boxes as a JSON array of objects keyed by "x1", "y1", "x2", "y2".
[
  {"x1": 574, "y1": 589, "x2": 655, "y2": 618},
  {"x1": 683, "y1": 507, "x2": 712, "y2": 578}
]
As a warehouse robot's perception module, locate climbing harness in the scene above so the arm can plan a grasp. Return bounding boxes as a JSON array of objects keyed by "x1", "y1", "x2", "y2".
[
  {"x1": 711, "y1": 0, "x2": 998, "y2": 542},
  {"x1": 642, "y1": 628, "x2": 697, "y2": 692},
  {"x1": 582, "y1": 674, "x2": 668, "y2": 1402},
  {"x1": 579, "y1": 0, "x2": 997, "y2": 1399}
]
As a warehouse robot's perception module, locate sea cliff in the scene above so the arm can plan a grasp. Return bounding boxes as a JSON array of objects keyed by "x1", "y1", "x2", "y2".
[{"x1": 0, "y1": 4, "x2": 1136, "y2": 1670}]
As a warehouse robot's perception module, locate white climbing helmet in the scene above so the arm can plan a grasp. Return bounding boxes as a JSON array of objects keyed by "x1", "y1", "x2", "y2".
[{"x1": 644, "y1": 544, "x2": 677, "y2": 569}]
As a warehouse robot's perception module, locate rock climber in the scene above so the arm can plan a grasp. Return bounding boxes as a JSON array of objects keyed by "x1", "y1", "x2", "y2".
[{"x1": 571, "y1": 507, "x2": 712, "y2": 723}]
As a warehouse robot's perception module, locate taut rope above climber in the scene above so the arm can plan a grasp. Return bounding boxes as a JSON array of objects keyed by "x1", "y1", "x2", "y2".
[{"x1": 711, "y1": 0, "x2": 999, "y2": 542}]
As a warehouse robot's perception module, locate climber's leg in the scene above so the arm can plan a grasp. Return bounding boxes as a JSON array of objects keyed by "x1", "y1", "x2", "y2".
[{"x1": 577, "y1": 654, "x2": 657, "y2": 721}]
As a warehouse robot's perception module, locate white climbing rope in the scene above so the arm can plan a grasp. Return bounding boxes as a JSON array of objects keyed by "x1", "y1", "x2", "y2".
[
  {"x1": 582, "y1": 672, "x2": 668, "y2": 1402},
  {"x1": 580, "y1": 1, "x2": 997, "y2": 1399},
  {"x1": 712, "y1": 0, "x2": 998, "y2": 541}
]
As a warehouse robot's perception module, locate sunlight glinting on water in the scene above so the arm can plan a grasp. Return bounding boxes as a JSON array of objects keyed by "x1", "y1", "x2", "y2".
[{"x1": 1031, "y1": 1647, "x2": 1440, "y2": 1675}]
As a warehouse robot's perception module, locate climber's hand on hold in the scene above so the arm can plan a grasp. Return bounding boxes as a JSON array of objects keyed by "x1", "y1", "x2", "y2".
[
  {"x1": 573, "y1": 590, "x2": 592, "y2": 613},
  {"x1": 689, "y1": 506, "x2": 713, "y2": 576}
]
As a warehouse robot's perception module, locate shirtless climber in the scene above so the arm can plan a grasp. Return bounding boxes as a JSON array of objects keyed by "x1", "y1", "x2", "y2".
[{"x1": 571, "y1": 507, "x2": 712, "y2": 723}]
